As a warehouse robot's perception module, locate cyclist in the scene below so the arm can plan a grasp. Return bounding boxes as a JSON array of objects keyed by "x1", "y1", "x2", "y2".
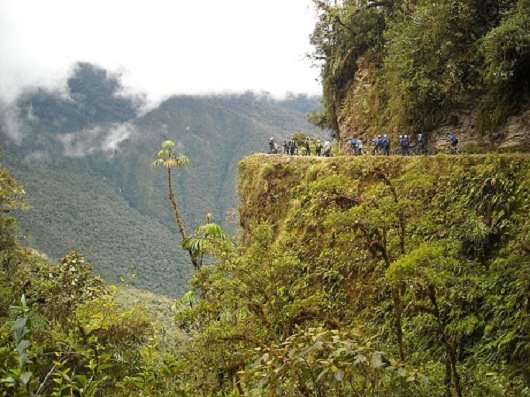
[
  {"x1": 372, "y1": 135, "x2": 383, "y2": 155},
  {"x1": 323, "y1": 140, "x2": 332, "y2": 157},
  {"x1": 316, "y1": 139, "x2": 323, "y2": 156},
  {"x1": 282, "y1": 140, "x2": 289, "y2": 154},
  {"x1": 417, "y1": 133, "x2": 426, "y2": 154},
  {"x1": 268, "y1": 137, "x2": 278, "y2": 154},
  {"x1": 382, "y1": 134, "x2": 390, "y2": 156},
  {"x1": 448, "y1": 132, "x2": 459, "y2": 154},
  {"x1": 304, "y1": 138, "x2": 311, "y2": 156},
  {"x1": 355, "y1": 138, "x2": 365, "y2": 156},
  {"x1": 347, "y1": 136, "x2": 357, "y2": 155},
  {"x1": 289, "y1": 139, "x2": 298, "y2": 155},
  {"x1": 399, "y1": 134, "x2": 410, "y2": 155}
]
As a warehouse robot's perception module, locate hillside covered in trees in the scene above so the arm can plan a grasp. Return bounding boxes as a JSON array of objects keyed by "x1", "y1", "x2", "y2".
[
  {"x1": 178, "y1": 153, "x2": 529, "y2": 396},
  {"x1": 0, "y1": 62, "x2": 324, "y2": 295},
  {"x1": 2, "y1": 153, "x2": 529, "y2": 395},
  {"x1": 2, "y1": 1, "x2": 530, "y2": 395},
  {"x1": 310, "y1": 0, "x2": 530, "y2": 148}
]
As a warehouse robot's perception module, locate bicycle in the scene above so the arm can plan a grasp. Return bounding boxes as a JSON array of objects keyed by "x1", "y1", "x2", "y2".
[
  {"x1": 268, "y1": 146, "x2": 278, "y2": 155},
  {"x1": 447, "y1": 145, "x2": 463, "y2": 155}
]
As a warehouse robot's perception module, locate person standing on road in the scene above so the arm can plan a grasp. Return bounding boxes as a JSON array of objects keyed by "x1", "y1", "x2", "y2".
[
  {"x1": 316, "y1": 139, "x2": 323, "y2": 156},
  {"x1": 417, "y1": 133, "x2": 426, "y2": 154},
  {"x1": 323, "y1": 140, "x2": 332, "y2": 157},
  {"x1": 304, "y1": 138, "x2": 311, "y2": 156},
  {"x1": 448, "y1": 132, "x2": 459, "y2": 154}
]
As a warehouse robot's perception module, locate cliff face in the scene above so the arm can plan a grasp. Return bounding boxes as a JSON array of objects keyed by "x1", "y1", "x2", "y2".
[
  {"x1": 236, "y1": 154, "x2": 530, "y2": 388},
  {"x1": 337, "y1": 62, "x2": 530, "y2": 151},
  {"x1": 312, "y1": 1, "x2": 530, "y2": 152},
  {"x1": 427, "y1": 107, "x2": 530, "y2": 150},
  {"x1": 169, "y1": 154, "x2": 530, "y2": 394},
  {"x1": 239, "y1": 154, "x2": 530, "y2": 242}
]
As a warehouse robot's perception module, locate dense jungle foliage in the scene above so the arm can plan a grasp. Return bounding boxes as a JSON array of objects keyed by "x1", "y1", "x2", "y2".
[
  {"x1": 310, "y1": 0, "x2": 530, "y2": 138},
  {"x1": 175, "y1": 154, "x2": 529, "y2": 396},
  {"x1": 0, "y1": 156, "x2": 181, "y2": 396},
  {"x1": 2, "y1": 151, "x2": 530, "y2": 395}
]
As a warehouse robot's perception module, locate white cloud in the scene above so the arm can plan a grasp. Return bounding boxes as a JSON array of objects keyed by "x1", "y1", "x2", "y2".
[
  {"x1": 103, "y1": 124, "x2": 135, "y2": 153},
  {"x1": 0, "y1": 103, "x2": 27, "y2": 144},
  {"x1": 58, "y1": 127, "x2": 100, "y2": 157},
  {"x1": 58, "y1": 123, "x2": 136, "y2": 157},
  {"x1": 0, "y1": 0, "x2": 321, "y2": 104}
]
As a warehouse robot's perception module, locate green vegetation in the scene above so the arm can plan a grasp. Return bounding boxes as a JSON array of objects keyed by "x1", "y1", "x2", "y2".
[
  {"x1": 2, "y1": 148, "x2": 530, "y2": 395},
  {"x1": 10, "y1": 163, "x2": 192, "y2": 295},
  {"x1": 2, "y1": 47, "x2": 529, "y2": 395},
  {"x1": 1, "y1": 63, "x2": 323, "y2": 294},
  {"x1": 172, "y1": 154, "x2": 529, "y2": 395},
  {"x1": 310, "y1": 0, "x2": 530, "y2": 140},
  {"x1": 115, "y1": 286, "x2": 177, "y2": 336},
  {"x1": 1, "y1": 158, "x2": 184, "y2": 396}
]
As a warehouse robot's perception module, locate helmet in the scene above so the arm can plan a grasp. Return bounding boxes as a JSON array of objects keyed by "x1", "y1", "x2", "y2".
[
  {"x1": 270, "y1": 137, "x2": 274, "y2": 141},
  {"x1": 383, "y1": 134, "x2": 388, "y2": 138}
]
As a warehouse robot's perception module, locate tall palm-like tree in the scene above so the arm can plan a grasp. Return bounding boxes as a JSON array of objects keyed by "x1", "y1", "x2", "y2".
[{"x1": 151, "y1": 140, "x2": 198, "y2": 269}]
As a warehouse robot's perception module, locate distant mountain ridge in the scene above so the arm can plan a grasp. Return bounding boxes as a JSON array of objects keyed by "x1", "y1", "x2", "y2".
[{"x1": 0, "y1": 62, "x2": 324, "y2": 295}]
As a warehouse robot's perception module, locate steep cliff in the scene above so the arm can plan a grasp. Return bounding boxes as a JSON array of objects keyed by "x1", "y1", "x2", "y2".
[
  {"x1": 310, "y1": 1, "x2": 530, "y2": 151},
  {"x1": 195, "y1": 153, "x2": 530, "y2": 394},
  {"x1": 338, "y1": 62, "x2": 530, "y2": 150}
]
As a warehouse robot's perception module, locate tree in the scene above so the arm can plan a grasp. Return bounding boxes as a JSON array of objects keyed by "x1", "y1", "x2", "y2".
[{"x1": 151, "y1": 140, "x2": 200, "y2": 269}]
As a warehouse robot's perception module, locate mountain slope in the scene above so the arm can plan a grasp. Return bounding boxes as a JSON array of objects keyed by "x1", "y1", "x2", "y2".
[
  {"x1": 0, "y1": 63, "x2": 324, "y2": 295},
  {"x1": 10, "y1": 161, "x2": 191, "y2": 294}
]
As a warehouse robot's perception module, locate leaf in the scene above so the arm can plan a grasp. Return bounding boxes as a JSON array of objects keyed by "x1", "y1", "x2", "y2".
[
  {"x1": 16, "y1": 340, "x2": 30, "y2": 356},
  {"x1": 12, "y1": 318, "x2": 27, "y2": 341},
  {"x1": 0, "y1": 376, "x2": 16, "y2": 385},
  {"x1": 161, "y1": 140, "x2": 176, "y2": 149},
  {"x1": 317, "y1": 367, "x2": 330, "y2": 382},
  {"x1": 20, "y1": 371, "x2": 32, "y2": 385},
  {"x1": 75, "y1": 374, "x2": 88, "y2": 384},
  {"x1": 97, "y1": 363, "x2": 114, "y2": 371},
  {"x1": 354, "y1": 354, "x2": 367, "y2": 365},
  {"x1": 334, "y1": 368, "x2": 345, "y2": 382},
  {"x1": 370, "y1": 352, "x2": 384, "y2": 369}
]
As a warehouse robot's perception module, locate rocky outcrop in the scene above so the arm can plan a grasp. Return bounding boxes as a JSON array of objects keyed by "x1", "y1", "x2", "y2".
[
  {"x1": 428, "y1": 107, "x2": 530, "y2": 151},
  {"x1": 337, "y1": 61, "x2": 530, "y2": 152}
]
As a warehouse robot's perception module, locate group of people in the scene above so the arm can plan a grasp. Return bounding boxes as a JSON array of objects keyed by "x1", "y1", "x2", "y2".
[
  {"x1": 268, "y1": 132, "x2": 460, "y2": 157},
  {"x1": 269, "y1": 137, "x2": 332, "y2": 157},
  {"x1": 364, "y1": 134, "x2": 426, "y2": 156},
  {"x1": 361, "y1": 133, "x2": 426, "y2": 156},
  {"x1": 351, "y1": 132, "x2": 458, "y2": 156}
]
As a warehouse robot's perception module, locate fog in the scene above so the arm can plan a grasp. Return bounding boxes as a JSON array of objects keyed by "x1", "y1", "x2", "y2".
[{"x1": 0, "y1": 0, "x2": 321, "y2": 105}]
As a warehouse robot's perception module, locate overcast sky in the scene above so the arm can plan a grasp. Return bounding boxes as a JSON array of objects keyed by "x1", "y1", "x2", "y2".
[{"x1": 0, "y1": 0, "x2": 322, "y2": 103}]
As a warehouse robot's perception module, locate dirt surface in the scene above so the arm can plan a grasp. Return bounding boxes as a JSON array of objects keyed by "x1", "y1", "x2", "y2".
[{"x1": 251, "y1": 153, "x2": 530, "y2": 164}]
